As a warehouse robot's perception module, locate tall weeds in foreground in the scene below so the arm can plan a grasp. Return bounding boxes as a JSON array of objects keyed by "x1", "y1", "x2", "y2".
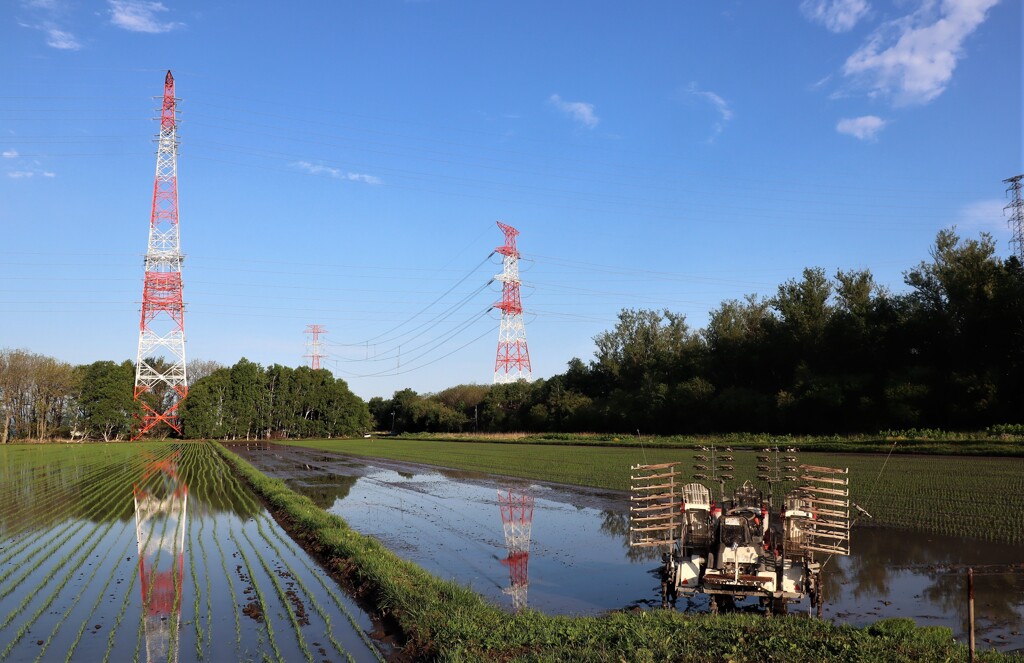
[{"x1": 216, "y1": 443, "x2": 1011, "y2": 662}]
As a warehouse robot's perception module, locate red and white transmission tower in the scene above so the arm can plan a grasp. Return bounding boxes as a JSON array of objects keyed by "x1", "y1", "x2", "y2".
[
  {"x1": 497, "y1": 488, "x2": 534, "y2": 611},
  {"x1": 304, "y1": 324, "x2": 327, "y2": 369},
  {"x1": 134, "y1": 71, "x2": 187, "y2": 439},
  {"x1": 493, "y1": 222, "x2": 532, "y2": 383}
]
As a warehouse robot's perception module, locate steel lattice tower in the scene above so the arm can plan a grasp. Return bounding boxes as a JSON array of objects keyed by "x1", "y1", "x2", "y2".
[
  {"x1": 304, "y1": 324, "x2": 327, "y2": 369},
  {"x1": 493, "y1": 222, "x2": 532, "y2": 383},
  {"x1": 1005, "y1": 175, "x2": 1024, "y2": 261},
  {"x1": 133, "y1": 71, "x2": 187, "y2": 439}
]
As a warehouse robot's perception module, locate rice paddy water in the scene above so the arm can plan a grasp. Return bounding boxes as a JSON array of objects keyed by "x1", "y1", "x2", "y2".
[{"x1": 0, "y1": 442, "x2": 383, "y2": 663}]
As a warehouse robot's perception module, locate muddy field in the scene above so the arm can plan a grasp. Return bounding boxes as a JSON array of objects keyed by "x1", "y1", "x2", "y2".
[{"x1": 238, "y1": 442, "x2": 1024, "y2": 653}]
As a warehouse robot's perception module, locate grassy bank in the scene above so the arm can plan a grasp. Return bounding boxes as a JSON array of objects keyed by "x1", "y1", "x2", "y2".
[
  {"x1": 216, "y1": 442, "x2": 1008, "y2": 662},
  {"x1": 280, "y1": 437, "x2": 1024, "y2": 544}
]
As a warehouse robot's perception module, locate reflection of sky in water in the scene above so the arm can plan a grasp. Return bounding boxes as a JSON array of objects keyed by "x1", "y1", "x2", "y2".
[
  {"x1": 315, "y1": 463, "x2": 1024, "y2": 650},
  {"x1": 327, "y1": 468, "x2": 657, "y2": 615}
]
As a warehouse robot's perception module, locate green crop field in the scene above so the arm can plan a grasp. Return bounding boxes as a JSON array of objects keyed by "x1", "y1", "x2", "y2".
[
  {"x1": 281, "y1": 437, "x2": 1024, "y2": 544},
  {"x1": 0, "y1": 442, "x2": 381, "y2": 663}
]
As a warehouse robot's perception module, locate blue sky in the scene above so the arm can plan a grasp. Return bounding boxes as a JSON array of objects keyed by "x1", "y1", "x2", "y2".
[{"x1": 1, "y1": 0, "x2": 1020, "y2": 400}]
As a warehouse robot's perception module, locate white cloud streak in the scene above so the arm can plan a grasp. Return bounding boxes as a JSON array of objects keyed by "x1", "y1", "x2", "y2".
[
  {"x1": 843, "y1": 0, "x2": 1000, "y2": 105},
  {"x1": 686, "y1": 83, "x2": 734, "y2": 141},
  {"x1": 18, "y1": 1, "x2": 82, "y2": 50},
  {"x1": 292, "y1": 161, "x2": 382, "y2": 185},
  {"x1": 108, "y1": 1, "x2": 183, "y2": 33},
  {"x1": 801, "y1": 0, "x2": 871, "y2": 32},
  {"x1": 548, "y1": 94, "x2": 600, "y2": 129},
  {"x1": 836, "y1": 115, "x2": 887, "y2": 140},
  {"x1": 2, "y1": 150, "x2": 19, "y2": 159},
  {"x1": 958, "y1": 198, "x2": 1009, "y2": 233},
  {"x1": 7, "y1": 171, "x2": 35, "y2": 179},
  {"x1": 45, "y1": 28, "x2": 80, "y2": 49}
]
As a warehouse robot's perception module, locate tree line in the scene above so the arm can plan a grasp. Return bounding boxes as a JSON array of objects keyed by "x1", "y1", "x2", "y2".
[
  {"x1": 371, "y1": 230, "x2": 1024, "y2": 435},
  {"x1": 0, "y1": 355, "x2": 370, "y2": 442},
  {"x1": 4, "y1": 230, "x2": 1021, "y2": 440}
]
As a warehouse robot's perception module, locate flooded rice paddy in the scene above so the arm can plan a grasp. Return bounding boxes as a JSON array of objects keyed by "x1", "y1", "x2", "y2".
[
  {"x1": 241, "y1": 442, "x2": 1024, "y2": 654},
  {"x1": 0, "y1": 442, "x2": 382, "y2": 662}
]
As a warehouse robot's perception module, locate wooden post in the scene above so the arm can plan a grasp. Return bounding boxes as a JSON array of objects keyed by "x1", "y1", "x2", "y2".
[{"x1": 968, "y1": 568, "x2": 975, "y2": 663}]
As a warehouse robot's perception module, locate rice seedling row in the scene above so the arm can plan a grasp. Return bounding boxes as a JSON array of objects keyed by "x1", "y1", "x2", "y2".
[{"x1": 0, "y1": 442, "x2": 381, "y2": 662}]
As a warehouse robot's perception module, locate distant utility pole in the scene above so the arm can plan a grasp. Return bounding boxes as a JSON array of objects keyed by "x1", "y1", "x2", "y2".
[
  {"x1": 1005, "y1": 174, "x2": 1024, "y2": 262},
  {"x1": 304, "y1": 324, "x2": 327, "y2": 369},
  {"x1": 493, "y1": 222, "x2": 532, "y2": 384},
  {"x1": 133, "y1": 71, "x2": 187, "y2": 440}
]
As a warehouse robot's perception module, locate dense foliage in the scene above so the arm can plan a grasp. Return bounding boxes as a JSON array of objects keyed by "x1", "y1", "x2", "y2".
[
  {"x1": 0, "y1": 354, "x2": 370, "y2": 442},
  {"x1": 373, "y1": 230, "x2": 1024, "y2": 435},
  {"x1": 179, "y1": 359, "x2": 371, "y2": 440}
]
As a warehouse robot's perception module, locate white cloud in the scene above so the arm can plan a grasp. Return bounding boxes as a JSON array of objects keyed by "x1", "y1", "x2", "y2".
[
  {"x1": 45, "y1": 28, "x2": 80, "y2": 49},
  {"x1": 548, "y1": 94, "x2": 599, "y2": 129},
  {"x1": 108, "y1": 1, "x2": 183, "y2": 33},
  {"x1": 843, "y1": 0, "x2": 999, "y2": 105},
  {"x1": 41, "y1": 171, "x2": 56, "y2": 178},
  {"x1": 958, "y1": 198, "x2": 1010, "y2": 233},
  {"x1": 801, "y1": 0, "x2": 871, "y2": 32},
  {"x1": 836, "y1": 115, "x2": 887, "y2": 139},
  {"x1": 2, "y1": 150, "x2": 18, "y2": 159},
  {"x1": 292, "y1": 161, "x2": 382, "y2": 185},
  {"x1": 7, "y1": 171, "x2": 35, "y2": 179},
  {"x1": 18, "y1": 1, "x2": 82, "y2": 50},
  {"x1": 685, "y1": 83, "x2": 734, "y2": 141}
]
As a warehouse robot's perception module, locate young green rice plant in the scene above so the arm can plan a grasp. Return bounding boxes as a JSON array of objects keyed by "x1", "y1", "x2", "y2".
[
  {"x1": 211, "y1": 513, "x2": 242, "y2": 652},
  {"x1": 257, "y1": 513, "x2": 384, "y2": 661},
  {"x1": 42, "y1": 531, "x2": 136, "y2": 663},
  {"x1": 0, "y1": 517, "x2": 122, "y2": 659},
  {"x1": 101, "y1": 553, "x2": 140, "y2": 663},
  {"x1": 230, "y1": 526, "x2": 284, "y2": 663},
  {"x1": 0, "y1": 447, "x2": 139, "y2": 572},
  {"x1": 253, "y1": 514, "x2": 349, "y2": 661},
  {"x1": 238, "y1": 523, "x2": 313, "y2": 663},
  {"x1": 186, "y1": 504, "x2": 204, "y2": 660}
]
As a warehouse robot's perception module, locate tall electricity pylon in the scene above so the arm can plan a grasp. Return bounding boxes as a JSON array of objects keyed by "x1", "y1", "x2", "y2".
[
  {"x1": 133, "y1": 71, "x2": 187, "y2": 439},
  {"x1": 1005, "y1": 175, "x2": 1024, "y2": 262},
  {"x1": 493, "y1": 222, "x2": 532, "y2": 384},
  {"x1": 304, "y1": 324, "x2": 327, "y2": 369}
]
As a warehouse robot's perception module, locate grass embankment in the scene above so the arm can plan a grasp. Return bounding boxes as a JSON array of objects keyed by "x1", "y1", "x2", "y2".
[
  {"x1": 280, "y1": 437, "x2": 1024, "y2": 544},
  {"x1": 216, "y1": 443, "x2": 1010, "y2": 662}
]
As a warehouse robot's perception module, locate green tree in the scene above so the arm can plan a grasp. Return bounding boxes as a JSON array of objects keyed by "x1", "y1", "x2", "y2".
[
  {"x1": 77, "y1": 360, "x2": 138, "y2": 441},
  {"x1": 180, "y1": 368, "x2": 231, "y2": 438}
]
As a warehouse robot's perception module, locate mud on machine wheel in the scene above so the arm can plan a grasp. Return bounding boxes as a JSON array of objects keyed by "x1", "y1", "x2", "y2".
[
  {"x1": 808, "y1": 574, "x2": 823, "y2": 618},
  {"x1": 660, "y1": 553, "x2": 678, "y2": 609},
  {"x1": 760, "y1": 596, "x2": 788, "y2": 616}
]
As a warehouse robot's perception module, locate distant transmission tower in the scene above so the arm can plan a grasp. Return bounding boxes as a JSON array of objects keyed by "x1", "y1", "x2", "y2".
[
  {"x1": 304, "y1": 324, "x2": 327, "y2": 369},
  {"x1": 493, "y1": 222, "x2": 532, "y2": 383},
  {"x1": 133, "y1": 71, "x2": 187, "y2": 439},
  {"x1": 1005, "y1": 174, "x2": 1024, "y2": 261}
]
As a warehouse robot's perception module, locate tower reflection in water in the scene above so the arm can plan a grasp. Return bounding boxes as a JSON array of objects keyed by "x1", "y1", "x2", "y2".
[
  {"x1": 133, "y1": 455, "x2": 188, "y2": 663},
  {"x1": 497, "y1": 487, "x2": 534, "y2": 611}
]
